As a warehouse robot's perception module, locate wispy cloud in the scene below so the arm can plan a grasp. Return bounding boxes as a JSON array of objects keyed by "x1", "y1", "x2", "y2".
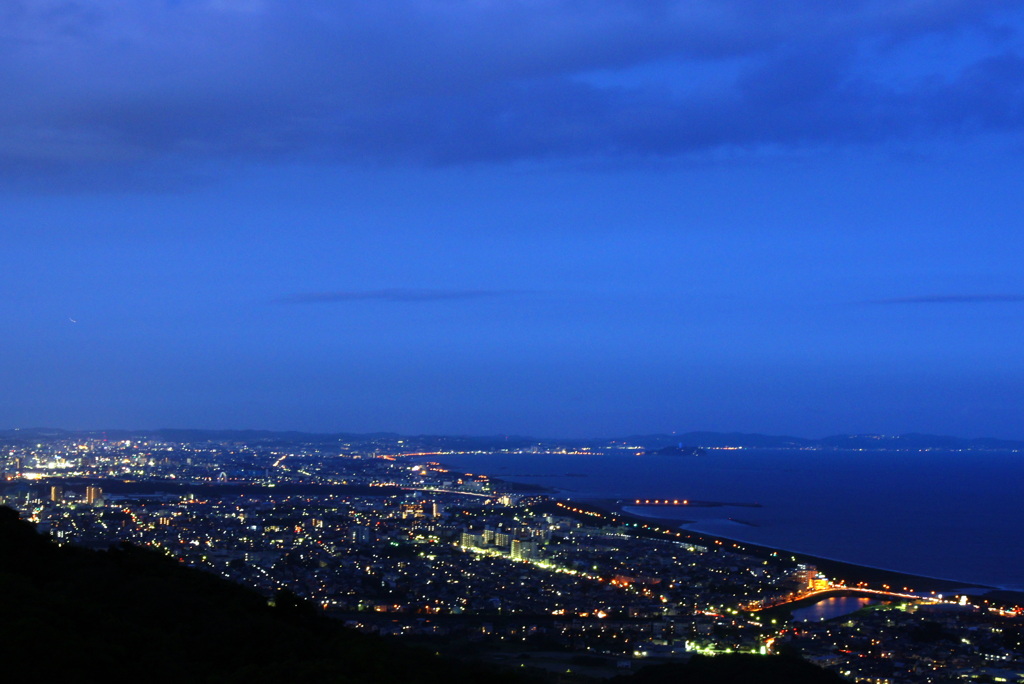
[
  {"x1": 277, "y1": 289, "x2": 520, "y2": 304},
  {"x1": 869, "y1": 294, "x2": 1024, "y2": 304}
]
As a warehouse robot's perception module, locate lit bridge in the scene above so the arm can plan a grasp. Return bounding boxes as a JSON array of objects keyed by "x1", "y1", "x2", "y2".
[{"x1": 743, "y1": 585, "x2": 953, "y2": 612}]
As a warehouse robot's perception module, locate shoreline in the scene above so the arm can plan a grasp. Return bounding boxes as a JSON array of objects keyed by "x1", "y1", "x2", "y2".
[
  {"x1": 590, "y1": 498, "x2": 998, "y2": 594},
  {"x1": 527, "y1": 491, "x2": 1000, "y2": 596},
  {"x1": 438, "y1": 461, "x2": 1023, "y2": 602}
]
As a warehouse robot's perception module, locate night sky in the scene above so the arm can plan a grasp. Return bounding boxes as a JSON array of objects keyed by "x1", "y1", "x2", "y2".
[{"x1": 4, "y1": 1, "x2": 1024, "y2": 439}]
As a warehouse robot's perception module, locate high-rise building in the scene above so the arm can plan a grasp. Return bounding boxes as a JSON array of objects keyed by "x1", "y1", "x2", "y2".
[
  {"x1": 85, "y1": 486, "x2": 103, "y2": 505},
  {"x1": 794, "y1": 564, "x2": 818, "y2": 591},
  {"x1": 49, "y1": 485, "x2": 64, "y2": 503},
  {"x1": 350, "y1": 526, "x2": 373, "y2": 544},
  {"x1": 511, "y1": 540, "x2": 538, "y2": 560}
]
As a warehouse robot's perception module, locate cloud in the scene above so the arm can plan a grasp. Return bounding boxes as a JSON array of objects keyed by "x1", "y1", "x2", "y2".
[
  {"x1": 276, "y1": 289, "x2": 520, "y2": 304},
  {"x1": 869, "y1": 294, "x2": 1024, "y2": 304},
  {"x1": 2, "y1": 0, "x2": 1024, "y2": 178}
]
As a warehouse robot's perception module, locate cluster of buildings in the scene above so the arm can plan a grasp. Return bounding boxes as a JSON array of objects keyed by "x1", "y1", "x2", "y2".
[
  {"x1": 3, "y1": 433, "x2": 1024, "y2": 682},
  {"x1": 778, "y1": 600, "x2": 1024, "y2": 683}
]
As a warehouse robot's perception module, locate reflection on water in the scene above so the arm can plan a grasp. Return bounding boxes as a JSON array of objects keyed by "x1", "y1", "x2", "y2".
[{"x1": 791, "y1": 596, "x2": 877, "y2": 622}]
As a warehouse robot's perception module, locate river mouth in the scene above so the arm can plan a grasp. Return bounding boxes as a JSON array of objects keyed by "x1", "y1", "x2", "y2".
[{"x1": 791, "y1": 596, "x2": 879, "y2": 622}]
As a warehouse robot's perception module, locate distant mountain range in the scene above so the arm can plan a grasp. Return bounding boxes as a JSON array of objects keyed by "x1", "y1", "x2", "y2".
[
  {"x1": 613, "y1": 432, "x2": 1024, "y2": 451},
  {"x1": 2, "y1": 427, "x2": 1022, "y2": 451}
]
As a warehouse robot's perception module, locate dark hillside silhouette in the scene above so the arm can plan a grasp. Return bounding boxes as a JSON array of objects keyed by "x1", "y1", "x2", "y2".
[{"x1": 0, "y1": 506, "x2": 845, "y2": 683}]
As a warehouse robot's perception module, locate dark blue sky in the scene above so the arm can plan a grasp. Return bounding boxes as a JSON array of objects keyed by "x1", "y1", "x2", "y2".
[{"x1": 4, "y1": 1, "x2": 1024, "y2": 438}]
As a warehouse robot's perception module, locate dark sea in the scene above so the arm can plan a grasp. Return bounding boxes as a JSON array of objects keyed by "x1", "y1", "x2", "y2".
[{"x1": 437, "y1": 449, "x2": 1024, "y2": 591}]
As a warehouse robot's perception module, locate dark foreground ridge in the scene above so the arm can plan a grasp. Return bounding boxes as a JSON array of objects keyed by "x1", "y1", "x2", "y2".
[{"x1": 0, "y1": 506, "x2": 845, "y2": 683}]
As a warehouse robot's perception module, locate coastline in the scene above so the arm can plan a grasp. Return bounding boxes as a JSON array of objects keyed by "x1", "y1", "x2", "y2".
[
  {"x1": 585, "y1": 497, "x2": 996, "y2": 595},
  {"x1": 440, "y1": 460, "x2": 1023, "y2": 602},
  {"x1": 501, "y1": 485, "x2": 998, "y2": 595}
]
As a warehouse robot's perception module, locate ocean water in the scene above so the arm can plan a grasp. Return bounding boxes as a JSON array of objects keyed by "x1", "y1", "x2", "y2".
[{"x1": 437, "y1": 449, "x2": 1024, "y2": 591}]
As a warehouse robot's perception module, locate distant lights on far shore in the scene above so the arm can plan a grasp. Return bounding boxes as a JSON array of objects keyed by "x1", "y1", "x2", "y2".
[{"x1": 633, "y1": 498, "x2": 688, "y2": 505}]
